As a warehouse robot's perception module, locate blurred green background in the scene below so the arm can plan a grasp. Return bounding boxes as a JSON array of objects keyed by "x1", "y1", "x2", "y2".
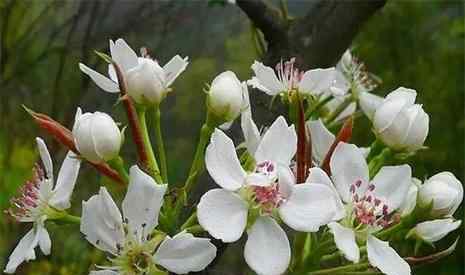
[{"x1": 0, "y1": 1, "x2": 463, "y2": 274}]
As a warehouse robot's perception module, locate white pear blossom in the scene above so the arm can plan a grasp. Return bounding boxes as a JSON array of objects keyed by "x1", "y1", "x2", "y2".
[
  {"x1": 240, "y1": 85, "x2": 261, "y2": 155},
  {"x1": 81, "y1": 165, "x2": 216, "y2": 274},
  {"x1": 248, "y1": 58, "x2": 346, "y2": 97},
  {"x1": 324, "y1": 142, "x2": 412, "y2": 275},
  {"x1": 4, "y1": 138, "x2": 81, "y2": 273},
  {"x1": 208, "y1": 71, "x2": 246, "y2": 122},
  {"x1": 79, "y1": 38, "x2": 188, "y2": 105},
  {"x1": 306, "y1": 119, "x2": 369, "y2": 166},
  {"x1": 369, "y1": 87, "x2": 429, "y2": 152},
  {"x1": 418, "y1": 172, "x2": 463, "y2": 217},
  {"x1": 72, "y1": 109, "x2": 122, "y2": 163},
  {"x1": 411, "y1": 219, "x2": 462, "y2": 243},
  {"x1": 197, "y1": 116, "x2": 341, "y2": 275}
]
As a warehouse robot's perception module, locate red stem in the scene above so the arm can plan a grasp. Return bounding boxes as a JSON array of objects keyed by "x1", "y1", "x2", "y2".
[{"x1": 321, "y1": 117, "x2": 353, "y2": 176}]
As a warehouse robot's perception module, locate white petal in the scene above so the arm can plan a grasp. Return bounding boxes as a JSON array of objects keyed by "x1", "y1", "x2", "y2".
[
  {"x1": 414, "y1": 219, "x2": 461, "y2": 243},
  {"x1": 298, "y1": 67, "x2": 337, "y2": 96},
  {"x1": 330, "y1": 142, "x2": 369, "y2": 203},
  {"x1": 49, "y1": 151, "x2": 81, "y2": 210},
  {"x1": 245, "y1": 173, "x2": 274, "y2": 187},
  {"x1": 328, "y1": 222, "x2": 360, "y2": 263},
  {"x1": 241, "y1": 112, "x2": 261, "y2": 155},
  {"x1": 36, "y1": 137, "x2": 53, "y2": 182},
  {"x1": 306, "y1": 167, "x2": 345, "y2": 220},
  {"x1": 278, "y1": 165, "x2": 295, "y2": 199},
  {"x1": 122, "y1": 166, "x2": 167, "y2": 240},
  {"x1": 79, "y1": 63, "x2": 120, "y2": 93},
  {"x1": 80, "y1": 187, "x2": 124, "y2": 254},
  {"x1": 154, "y1": 232, "x2": 216, "y2": 274},
  {"x1": 4, "y1": 229, "x2": 39, "y2": 274},
  {"x1": 90, "y1": 112, "x2": 122, "y2": 161},
  {"x1": 398, "y1": 179, "x2": 419, "y2": 216},
  {"x1": 402, "y1": 104, "x2": 429, "y2": 151},
  {"x1": 163, "y1": 55, "x2": 189, "y2": 87},
  {"x1": 255, "y1": 116, "x2": 297, "y2": 165},
  {"x1": 372, "y1": 165, "x2": 412, "y2": 213},
  {"x1": 109, "y1": 38, "x2": 138, "y2": 72},
  {"x1": 108, "y1": 64, "x2": 118, "y2": 82},
  {"x1": 279, "y1": 183, "x2": 340, "y2": 232},
  {"x1": 37, "y1": 225, "x2": 51, "y2": 255},
  {"x1": 205, "y1": 129, "x2": 246, "y2": 191},
  {"x1": 367, "y1": 235, "x2": 411, "y2": 275},
  {"x1": 386, "y1": 87, "x2": 417, "y2": 106},
  {"x1": 306, "y1": 119, "x2": 334, "y2": 164},
  {"x1": 373, "y1": 97, "x2": 410, "y2": 135},
  {"x1": 249, "y1": 61, "x2": 285, "y2": 95},
  {"x1": 359, "y1": 91, "x2": 383, "y2": 121},
  {"x1": 197, "y1": 189, "x2": 248, "y2": 242},
  {"x1": 244, "y1": 217, "x2": 290, "y2": 275}
]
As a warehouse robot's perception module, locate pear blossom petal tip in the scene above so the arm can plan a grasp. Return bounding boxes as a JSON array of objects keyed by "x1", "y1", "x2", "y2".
[{"x1": 367, "y1": 235, "x2": 411, "y2": 275}]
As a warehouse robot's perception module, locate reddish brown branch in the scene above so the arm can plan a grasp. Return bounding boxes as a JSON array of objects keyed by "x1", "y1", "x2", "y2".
[{"x1": 321, "y1": 117, "x2": 353, "y2": 175}]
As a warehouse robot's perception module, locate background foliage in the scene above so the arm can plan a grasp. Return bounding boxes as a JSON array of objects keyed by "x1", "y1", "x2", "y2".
[{"x1": 0, "y1": 1, "x2": 463, "y2": 274}]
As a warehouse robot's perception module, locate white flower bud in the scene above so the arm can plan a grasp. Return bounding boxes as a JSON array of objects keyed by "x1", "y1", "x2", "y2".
[
  {"x1": 418, "y1": 172, "x2": 463, "y2": 217},
  {"x1": 373, "y1": 87, "x2": 429, "y2": 151},
  {"x1": 208, "y1": 71, "x2": 244, "y2": 121},
  {"x1": 126, "y1": 58, "x2": 168, "y2": 105},
  {"x1": 73, "y1": 111, "x2": 122, "y2": 163}
]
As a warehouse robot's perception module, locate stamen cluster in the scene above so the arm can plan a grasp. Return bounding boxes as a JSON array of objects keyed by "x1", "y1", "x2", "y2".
[
  {"x1": 350, "y1": 180, "x2": 391, "y2": 228},
  {"x1": 275, "y1": 58, "x2": 304, "y2": 91},
  {"x1": 6, "y1": 164, "x2": 46, "y2": 222}
]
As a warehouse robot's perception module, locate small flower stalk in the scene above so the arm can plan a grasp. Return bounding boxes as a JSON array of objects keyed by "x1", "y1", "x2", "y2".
[{"x1": 4, "y1": 39, "x2": 462, "y2": 275}]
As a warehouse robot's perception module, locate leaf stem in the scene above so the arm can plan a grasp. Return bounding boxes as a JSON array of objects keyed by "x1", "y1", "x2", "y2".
[
  {"x1": 153, "y1": 107, "x2": 168, "y2": 184},
  {"x1": 137, "y1": 107, "x2": 162, "y2": 183},
  {"x1": 324, "y1": 96, "x2": 353, "y2": 125},
  {"x1": 307, "y1": 262, "x2": 370, "y2": 274}
]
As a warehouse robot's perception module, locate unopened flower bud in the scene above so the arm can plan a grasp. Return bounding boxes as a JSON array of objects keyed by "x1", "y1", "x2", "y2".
[
  {"x1": 207, "y1": 71, "x2": 244, "y2": 122},
  {"x1": 410, "y1": 218, "x2": 461, "y2": 243},
  {"x1": 73, "y1": 111, "x2": 122, "y2": 163},
  {"x1": 373, "y1": 87, "x2": 429, "y2": 152},
  {"x1": 418, "y1": 172, "x2": 463, "y2": 217},
  {"x1": 126, "y1": 58, "x2": 168, "y2": 105}
]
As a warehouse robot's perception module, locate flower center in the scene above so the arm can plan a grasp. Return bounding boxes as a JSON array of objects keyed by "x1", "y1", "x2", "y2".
[
  {"x1": 6, "y1": 164, "x2": 48, "y2": 222},
  {"x1": 350, "y1": 180, "x2": 392, "y2": 228},
  {"x1": 249, "y1": 160, "x2": 284, "y2": 214},
  {"x1": 275, "y1": 58, "x2": 303, "y2": 91}
]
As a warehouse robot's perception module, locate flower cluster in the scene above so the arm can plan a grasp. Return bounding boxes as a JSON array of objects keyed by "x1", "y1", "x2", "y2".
[{"x1": 4, "y1": 39, "x2": 462, "y2": 275}]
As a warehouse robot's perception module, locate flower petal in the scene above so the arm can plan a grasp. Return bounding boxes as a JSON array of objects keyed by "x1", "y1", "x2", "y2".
[
  {"x1": 403, "y1": 104, "x2": 429, "y2": 151},
  {"x1": 279, "y1": 183, "x2": 340, "y2": 232},
  {"x1": 197, "y1": 189, "x2": 248, "y2": 242},
  {"x1": 328, "y1": 222, "x2": 360, "y2": 263},
  {"x1": 278, "y1": 165, "x2": 295, "y2": 199},
  {"x1": 90, "y1": 112, "x2": 122, "y2": 161},
  {"x1": 330, "y1": 142, "x2": 369, "y2": 203},
  {"x1": 414, "y1": 219, "x2": 461, "y2": 243},
  {"x1": 109, "y1": 38, "x2": 138, "y2": 72},
  {"x1": 298, "y1": 67, "x2": 337, "y2": 96},
  {"x1": 80, "y1": 187, "x2": 124, "y2": 254},
  {"x1": 79, "y1": 63, "x2": 120, "y2": 93},
  {"x1": 49, "y1": 151, "x2": 81, "y2": 210},
  {"x1": 371, "y1": 165, "x2": 412, "y2": 213},
  {"x1": 367, "y1": 235, "x2": 411, "y2": 275},
  {"x1": 244, "y1": 217, "x2": 290, "y2": 275},
  {"x1": 37, "y1": 224, "x2": 51, "y2": 255},
  {"x1": 359, "y1": 91, "x2": 383, "y2": 121},
  {"x1": 122, "y1": 166, "x2": 167, "y2": 240},
  {"x1": 255, "y1": 116, "x2": 297, "y2": 165},
  {"x1": 306, "y1": 167, "x2": 345, "y2": 220},
  {"x1": 205, "y1": 129, "x2": 246, "y2": 191},
  {"x1": 249, "y1": 61, "x2": 285, "y2": 95},
  {"x1": 241, "y1": 112, "x2": 261, "y2": 155},
  {"x1": 4, "y1": 228, "x2": 39, "y2": 274},
  {"x1": 398, "y1": 178, "x2": 420, "y2": 216},
  {"x1": 385, "y1": 87, "x2": 417, "y2": 106},
  {"x1": 36, "y1": 137, "x2": 53, "y2": 182},
  {"x1": 154, "y1": 231, "x2": 216, "y2": 274},
  {"x1": 306, "y1": 119, "x2": 334, "y2": 164},
  {"x1": 163, "y1": 55, "x2": 189, "y2": 87}
]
